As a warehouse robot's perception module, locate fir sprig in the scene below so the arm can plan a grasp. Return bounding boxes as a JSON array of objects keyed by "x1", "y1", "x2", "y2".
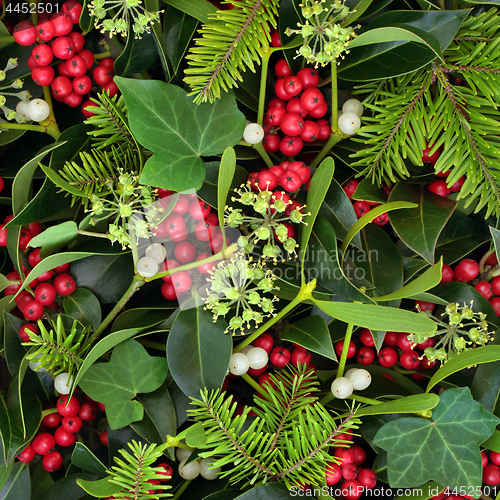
[
  {"x1": 187, "y1": 365, "x2": 360, "y2": 489},
  {"x1": 184, "y1": 0, "x2": 279, "y2": 104}
]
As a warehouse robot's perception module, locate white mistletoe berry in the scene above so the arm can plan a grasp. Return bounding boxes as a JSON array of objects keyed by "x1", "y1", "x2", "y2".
[
  {"x1": 338, "y1": 112, "x2": 361, "y2": 135},
  {"x1": 54, "y1": 372, "x2": 74, "y2": 395},
  {"x1": 229, "y1": 353, "x2": 250, "y2": 376},
  {"x1": 179, "y1": 458, "x2": 200, "y2": 480},
  {"x1": 176, "y1": 447, "x2": 192, "y2": 462},
  {"x1": 331, "y1": 377, "x2": 354, "y2": 399},
  {"x1": 27, "y1": 99, "x2": 50, "y2": 122},
  {"x1": 136, "y1": 256, "x2": 158, "y2": 277},
  {"x1": 246, "y1": 347, "x2": 268, "y2": 369},
  {"x1": 145, "y1": 243, "x2": 166, "y2": 264},
  {"x1": 342, "y1": 98, "x2": 364, "y2": 117},
  {"x1": 243, "y1": 123, "x2": 264, "y2": 144},
  {"x1": 199, "y1": 458, "x2": 221, "y2": 480},
  {"x1": 347, "y1": 368, "x2": 372, "y2": 391},
  {"x1": 16, "y1": 100, "x2": 30, "y2": 118}
]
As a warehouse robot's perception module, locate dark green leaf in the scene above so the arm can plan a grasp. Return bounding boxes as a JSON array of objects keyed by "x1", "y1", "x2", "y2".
[
  {"x1": 79, "y1": 0, "x2": 93, "y2": 31},
  {"x1": 0, "y1": 463, "x2": 30, "y2": 500},
  {"x1": 353, "y1": 178, "x2": 387, "y2": 205},
  {"x1": 0, "y1": 460, "x2": 13, "y2": 492},
  {"x1": 30, "y1": 462, "x2": 54, "y2": 499},
  {"x1": 115, "y1": 30, "x2": 159, "y2": 77},
  {"x1": 49, "y1": 123, "x2": 93, "y2": 171},
  {"x1": 115, "y1": 78, "x2": 246, "y2": 192},
  {"x1": 167, "y1": 306, "x2": 232, "y2": 398},
  {"x1": 71, "y1": 443, "x2": 107, "y2": 476},
  {"x1": 373, "y1": 387, "x2": 500, "y2": 488},
  {"x1": 63, "y1": 288, "x2": 102, "y2": 331},
  {"x1": 388, "y1": 183, "x2": 456, "y2": 264},
  {"x1": 145, "y1": 0, "x2": 172, "y2": 80},
  {"x1": 79, "y1": 339, "x2": 168, "y2": 429},
  {"x1": 403, "y1": 257, "x2": 429, "y2": 283},
  {"x1": 278, "y1": 0, "x2": 304, "y2": 75},
  {"x1": 163, "y1": 0, "x2": 217, "y2": 23},
  {"x1": 111, "y1": 307, "x2": 175, "y2": 332},
  {"x1": 490, "y1": 227, "x2": 500, "y2": 265},
  {"x1": 40, "y1": 473, "x2": 97, "y2": 500},
  {"x1": 282, "y1": 315, "x2": 336, "y2": 360},
  {"x1": 234, "y1": 483, "x2": 292, "y2": 499}
]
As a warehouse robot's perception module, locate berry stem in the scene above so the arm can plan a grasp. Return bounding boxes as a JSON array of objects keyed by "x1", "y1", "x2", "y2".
[
  {"x1": 347, "y1": 394, "x2": 383, "y2": 405},
  {"x1": 308, "y1": 131, "x2": 342, "y2": 169},
  {"x1": 336, "y1": 322, "x2": 354, "y2": 379},
  {"x1": 31, "y1": 0, "x2": 39, "y2": 26},
  {"x1": 252, "y1": 141, "x2": 274, "y2": 169},
  {"x1": 41, "y1": 85, "x2": 61, "y2": 140},
  {"x1": 240, "y1": 372, "x2": 273, "y2": 401},
  {"x1": 0, "y1": 36, "x2": 14, "y2": 44},
  {"x1": 94, "y1": 50, "x2": 113, "y2": 60},
  {"x1": 330, "y1": 60, "x2": 339, "y2": 135},
  {"x1": 172, "y1": 480, "x2": 192, "y2": 500},
  {"x1": 87, "y1": 273, "x2": 145, "y2": 344},
  {"x1": 0, "y1": 123, "x2": 46, "y2": 133},
  {"x1": 257, "y1": 48, "x2": 271, "y2": 126}
]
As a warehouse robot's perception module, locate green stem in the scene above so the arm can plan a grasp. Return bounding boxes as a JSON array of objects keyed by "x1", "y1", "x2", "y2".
[
  {"x1": 347, "y1": 394, "x2": 383, "y2": 405},
  {"x1": 241, "y1": 372, "x2": 272, "y2": 401},
  {"x1": 94, "y1": 50, "x2": 112, "y2": 60},
  {"x1": 88, "y1": 274, "x2": 145, "y2": 344},
  {"x1": 77, "y1": 229, "x2": 109, "y2": 239},
  {"x1": 336, "y1": 323, "x2": 354, "y2": 379},
  {"x1": 31, "y1": 0, "x2": 39, "y2": 26},
  {"x1": 149, "y1": 243, "x2": 239, "y2": 282},
  {"x1": 253, "y1": 141, "x2": 274, "y2": 169},
  {"x1": 172, "y1": 480, "x2": 192, "y2": 500},
  {"x1": 0, "y1": 123, "x2": 45, "y2": 133},
  {"x1": 309, "y1": 132, "x2": 342, "y2": 169},
  {"x1": 0, "y1": 36, "x2": 14, "y2": 44},
  {"x1": 331, "y1": 62, "x2": 338, "y2": 134},
  {"x1": 257, "y1": 48, "x2": 271, "y2": 126},
  {"x1": 136, "y1": 339, "x2": 166, "y2": 351},
  {"x1": 233, "y1": 280, "x2": 317, "y2": 353}
]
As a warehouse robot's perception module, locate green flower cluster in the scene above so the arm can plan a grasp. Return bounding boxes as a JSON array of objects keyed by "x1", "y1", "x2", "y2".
[
  {"x1": 204, "y1": 255, "x2": 279, "y2": 335},
  {"x1": 226, "y1": 184, "x2": 307, "y2": 264},
  {"x1": 285, "y1": 0, "x2": 357, "y2": 67},
  {"x1": 88, "y1": 0, "x2": 162, "y2": 38},
  {"x1": 408, "y1": 302, "x2": 491, "y2": 364},
  {"x1": 0, "y1": 58, "x2": 30, "y2": 126}
]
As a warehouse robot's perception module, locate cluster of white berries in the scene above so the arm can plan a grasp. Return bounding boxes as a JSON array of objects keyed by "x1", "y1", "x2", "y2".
[
  {"x1": 176, "y1": 447, "x2": 220, "y2": 481},
  {"x1": 16, "y1": 98, "x2": 51, "y2": 123},
  {"x1": 136, "y1": 243, "x2": 167, "y2": 277},
  {"x1": 228, "y1": 345, "x2": 269, "y2": 376},
  {"x1": 330, "y1": 368, "x2": 371, "y2": 399},
  {"x1": 337, "y1": 98, "x2": 363, "y2": 136}
]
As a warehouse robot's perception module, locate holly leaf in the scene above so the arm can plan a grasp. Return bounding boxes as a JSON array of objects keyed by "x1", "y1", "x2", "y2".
[
  {"x1": 373, "y1": 387, "x2": 500, "y2": 489},
  {"x1": 114, "y1": 78, "x2": 246, "y2": 192},
  {"x1": 78, "y1": 339, "x2": 168, "y2": 429}
]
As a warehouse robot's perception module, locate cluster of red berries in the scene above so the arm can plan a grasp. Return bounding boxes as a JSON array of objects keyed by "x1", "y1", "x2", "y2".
[
  {"x1": 248, "y1": 160, "x2": 311, "y2": 194},
  {"x1": 482, "y1": 449, "x2": 500, "y2": 485},
  {"x1": 12, "y1": 3, "x2": 117, "y2": 115},
  {"x1": 151, "y1": 190, "x2": 223, "y2": 301},
  {"x1": 422, "y1": 143, "x2": 466, "y2": 198},
  {"x1": 261, "y1": 58, "x2": 330, "y2": 157},
  {"x1": 336, "y1": 328, "x2": 436, "y2": 381},
  {"x1": 342, "y1": 179, "x2": 390, "y2": 225},
  {"x1": 17, "y1": 392, "x2": 104, "y2": 472}
]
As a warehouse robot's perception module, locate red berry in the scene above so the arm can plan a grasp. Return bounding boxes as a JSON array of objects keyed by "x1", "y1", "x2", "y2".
[
  {"x1": 428, "y1": 180, "x2": 450, "y2": 198},
  {"x1": 93, "y1": 65, "x2": 113, "y2": 85},
  {"x1": 68, "y1": 32, "x2": 85, "y2": 52},
  {"x1": 270, "y1": 347, "x2": 291, "y2": 367},
  {"x1": 18, "y1": 443, "x2": 35, "y2": 463},
  {"x1": 343, "y1": 180, "x2": 359, "y2": 199},
  {"x1": 422, "y1": 143, "x2": 442, "y2": 165},
  {"x1": 253, "y1": 333, "x2": 274, "y2": 353},
  {"x1": 400, "y1": 350, "x2": 421, "y2": 370},
  {"x1": 57, "y1": 395, "x2": 80, "y2": 417},
  {"x1": 157, "y1": 463, "x2": 173, "y2": 481},
  {"x1": 296, "y1": 68, "x2": 319, "y2": 89},
  {"x1": 78, "y1": 49, "x2": 95, "y2": 69},
  {"x1": 42, "y1": 410, "x2": 62, "y2": 428},
  {"x1": 274, "y1": 58, "x2": 292, "y2": 78},
  {"x1": 100, "y1": 430, "x2": 108, "y2": 446},
  {"x1": 32, "y1": 432, "x2": 55, "y2": 455},
  {"x1": 353, "y1": 201, "x2": 371, "y2": 218},
  {"x1": 61, "y1": 415, "x2": 82, "y2": 433},
  {"x1": 357, "y1": 468, "x2": 377, "y2": 489},
  {"x1": 35, "y1": 282, "x2": 57, "y2": 305},
  {"x1": 489, "y1": 297, "x2": 500, "y2": 316},
  {"x1": 32, "y1": 65, "x2": 55, "y2": 86},
  {"x1": 475, "y1": 281, "x2": 493, "y2": 300},
  {"x1": 62, "y1": 0, "x2": 83, "y2": 23},
  {"x1": 55, "y1": 426, "x2": 77, "y2": 446},
  {"x1": 101, "y1": 79, "x2": 119, "y2": 97},
  {"x1": 19, "y1": 323, "x2": 38, "y2": 342},
  {"x1": 335, "y1": 339, "x2": 356, "y2": 358},
  {"x1": 98, "y1": 57, "x2": 115, "y2": 71},
  {"x1": 290, "y1": 347, "x2": 311, "y2": 367},
  {"x1": 378, "y1": 347, "x2": 398, "y2": 368},
  {"x1": 325, "y1": 462, "x2": 342, "y2": 486},
  {"x1": 24, "y1": 299, "x2": 44, "y2": 321},
  {"x1": 54, "y1": 274, "x2": 76, "y2": 296},
  {"x1": 483, "y1": 463, "x2": 500, "y2": 485},
  {"x1": 36, "y1": 19, "x2": 56, "y2": 41},
  {"x1": 415, "y1": 300, "x2": 435, "y2": 312},
  {"x1": 441, "y1": 264, "x2": 454, "y2": 282},
  {"x1": 66, "y1": 55, "x2": 87, "y2": 77},
  {"x1": 43, "y1": 450, "x2": 63, "y2": 472},
  {"x1": 32, "y1": 44, "x2": 54, "y2": 66},
  {"x1": 457, "y1": 258, "x2": 479, "y2": 281},
  {"x1": 359, "y1": 328, "x2": 374, "y2": 346},
  {"x1": 397, "y1": 332, "x2": 414, "y2": 351},
  {"x1": 13, "y1": 21, "x2": 37, "y2": 46},
  {"x1": 356, "y1": 346, "x2": 375, "y2": 365},
  {"x1": 52, "y1": 36, "x2": 75, "y2": 59}
]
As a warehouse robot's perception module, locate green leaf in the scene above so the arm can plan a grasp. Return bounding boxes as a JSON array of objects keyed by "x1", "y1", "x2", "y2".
[
  {"x1": 79, "y1": 339, "x2": 168, "y2": 429},
  {"x1": 388, "y1": 183, "x2": 456, "y2": 264},
  {"x1": 115, "y1": 78, "x2": 246, "y2": 192},
  {"x1": 354, "y1": 393, "x2": 439, "y2": 417},
  {"x1": 281, "y1": 315, "x2": 337, "y2": 360},
  {"x1": 375, "y1": 257, "x2": 443, "y2": 301},
  {"x1": 131, "y1": 384, "x2": 177, "y2": 460},
  {"x1": 300, "y1": 157, "x2": 334, "y2": 276},
  {"x1": 318, "y1": 177, "x2": 361, "y2": 248},
  {"x1": 114, "y1": 29, "x2": 159, "y2": 77},
  {"x1": 71, "y1": 443, "x2": 107, "y2": 476},
  {"x1": 39, "y1": 163, "x2": 85, "y2": 198},
  {"x1": 427, "y1": 345, "x2": 500, "y2": 393},
  {"x1": 340, "y1": 201, "x2": 417, "y2": 261},
  {"x1": 79, "y1": 0, "x2": 94, "y2": 31},
  {"x1": 145, "y1": 0, "x2": 172, "y2": 80},
  {"x1": 429, "y1": 281, "x2": 500, "y2": 327},
  {"x1": 41, "y1": 474, "x2": 99, "y2": 500},
  {"x1": 49, "y1": 123, "x2": 93, "y2": 171},
  {"x1": 185, "y1": 422, "x2": 208, "y2": 447},
  {"x1": 11, "y1": 142, "x2": 64, "y2": 216},
  {"x1": 76, "y1": 477, "x2": 121, "y2": 498},
  {"x1": 482, "y1": 430, "x2": 500, "y2": 454},
  {"x1": 0, "y1": 461, "x2": 14, "y2": 492},
  {"x1": 373, "y1": 387, "x2": 500, "y2": 488},
  {"x1": 163, "y1": 0, "x2": 217, "y2": 23},
  {"x1": 234, "y1": 483, "x2": 292, "y2": 499},
  {"x1": 28, "y1": 221, "x2": 78, "y2": 255},
  {"x1": 403, "y1": 257, "x2": 430, "y2": 283},
  {"x1": 348, "y1": 25, "x2": 443, "y2": 62},
  {"x1": 111, "y1": 307, "x2": 175, "y2": 332},
  {"x1": 0, "y1": 463, "x2": 30, "y2": 500},
  {"x1": 163, "y1": 4, "x2": 198, "y2": 75},
  {"x1": 306, "y1": 218, "x2": 372, "y2": 303},
  {"x1": 167, "y1": 306, "x2": 232, "y2": 398},
  {"x1": 490, "y1": 226, "x2": 500, "y2": 265},
  {"x1": 218, "y1": 147, "x2": 236, "y2": 242},
  {"x1": 312, "y1": 300, "x2": 437, "y2": 334},
  {"x1": 338, "y1": 10, "x2": 469, "y2": 81},
  {"x1": 353, "y1": 178, "x2": 387, "y2": 205},
  {"x1": 63, "y1": 288, "x2": 102, "y2": 331}
]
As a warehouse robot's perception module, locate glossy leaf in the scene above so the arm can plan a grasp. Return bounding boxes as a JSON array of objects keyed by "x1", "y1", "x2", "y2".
[
  {"x1": 429, "y1": 281, "x2": 500, "y2": 326},
  {"x1": 28, "y1": 221, "x2": 78, "y2": 255},
  {"x1": 313, "y1": 300, "x2": 437, "y2": 334},
  {"x1": 111, "y1": 307, "x2": 175, "y2": 332},
  {"x1": 300, "y1": 157, "x2": 334, "y2": 276},
  {"x1": 234, "y1": 483, "x2": 292, "y2": 499},
  {"x1": 388, "y1": 183, "x2": 456, "y2": 264},
  {"x1": 482, "y1": 430, "x2": 500, "y2": 454},
  {"x1": 185, "y1": 422, "x2": 208, "y2": 447},
  {"x1": 373, "y1": 387, "x2": 500, "y2": 488},
  {"x1": 218, "y1": 147, "x2": 236, "y2": 241},
  {"x1": 71, "y1": 443, "x2": 107, "y2": 476},
  {"x1": 115, "y1": 78, "x2": 246, "y2": 192},
  {"x1": 63, "y1": 288, "x2": 102, "y2": 331},
  {"x1": 41, "y1": 474, "x2": 98, "y2": 500},
  {"x1": 164, "y1": 0, "x2": 217, "y2": 23},
  {"x1": 167, "y1": 306, "x2": 232, "y2": 398},
  {"x1": 427, "y1": 345, "x2": 500, "y2": 393},
  {"x1": 145, "y1": 0, "x2": 172, "y2": 79},
  {"x1": 0, "y1": 463, "x2": 30, "y2": 500},
  {"x1": 491, "y1": 226, "x2": 500, "y2": 265},
  {"x1": 354, "y1": 393, "x2": 439, "y2": 417},
  {"x1": 114, "y1": 30, "x2": 159, "y2": 77},
  {"x1": 76, "y1": 477, "x2": 121, "y2": 498},
  {"x1": 281, "y1": 315, "x2": 336, "y2": 360},
  {"x1": 375, "y1": 257, "x2": 442, "y2": 301},
  {"x1": 403, "y1": 257, "x2": 429, "y2": 283},
  {"x1": 353, "y1": 178, "x2": 387, "y2": 204},
  {"x1": 49, "y1": 123, "x2": 93, "y2": 171},
  {"x1": 306, "y1": 218, "x2": 372, "y2": 303},
  {"x1": 319, "y1": 177, "x2": 362, "y2": 248},
  {"x1": 79, "y1": 339, "x2": 168, "y2": 429}
]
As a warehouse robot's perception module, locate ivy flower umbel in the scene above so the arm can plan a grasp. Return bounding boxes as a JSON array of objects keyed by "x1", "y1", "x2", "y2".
[
  {"x1": 88, "y1": 0, "x2": 162, "y2": 38},
  {"x1": 0, "y1": 58, "x2": 30, "y2": 127},
  {"x1": 226, "y1": 184, "x2": 308, "y2": 264},
  {"x1": 408, "y1": 301, "x2": 491, "y2": 364},
  {"x1": 204, "y1": 254, "x2": 280, "y2": 334},
  {"x1": 285, "y1": 0, "x2": 357, "y2": 67}
]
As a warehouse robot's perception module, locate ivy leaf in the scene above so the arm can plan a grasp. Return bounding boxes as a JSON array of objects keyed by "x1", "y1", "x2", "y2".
[
  {"x1": 115, "y1": 78, "x2": 246, "y2": 192},
  {"x1": 373, "y1": 387, "x2": 500, "y2": 489},
  {"x1": 78, "y1": 339, "x2": 168, "y2": 429}
]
